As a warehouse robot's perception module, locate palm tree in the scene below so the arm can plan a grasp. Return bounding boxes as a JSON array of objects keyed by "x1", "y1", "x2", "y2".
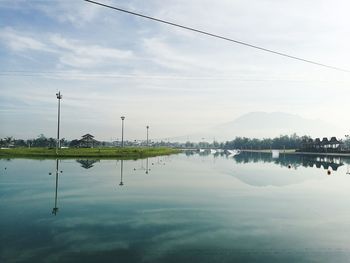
[{"x1": 4, "y1": 136, "x2": 13, "y2": 147}]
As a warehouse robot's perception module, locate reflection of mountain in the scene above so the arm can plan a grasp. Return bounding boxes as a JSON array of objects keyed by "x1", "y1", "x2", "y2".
[
  {"x1": 234, "y1": 152, "x2": 346, "y2": 171},
  {"x1": 76, "y1": 159, "x2": 100, "y2": 169},
  {"x1": 221, "y1": 152, "x2": 350, "y2": 187}
]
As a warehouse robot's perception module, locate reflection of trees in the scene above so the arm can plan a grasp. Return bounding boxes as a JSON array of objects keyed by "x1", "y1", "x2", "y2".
[
  {"x1": 76, "y1": 159, "x2": 100, "y2": 169},
  {"x1": 234, "y1": 152, "x2": 348, "y2": 171}
]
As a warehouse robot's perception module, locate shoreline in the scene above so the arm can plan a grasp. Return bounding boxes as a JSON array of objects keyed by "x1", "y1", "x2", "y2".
[
  {"x1": 0, "y1": 147, "x2": 182, "y2": 159},
  {"x1": 241, "y1": 149, "x2": 350, "y2": 157}
]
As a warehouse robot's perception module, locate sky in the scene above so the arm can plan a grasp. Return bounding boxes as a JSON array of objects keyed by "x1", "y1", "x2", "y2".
[{"x1": 1, "y1": 0, "x2": 350, "y2": 141}]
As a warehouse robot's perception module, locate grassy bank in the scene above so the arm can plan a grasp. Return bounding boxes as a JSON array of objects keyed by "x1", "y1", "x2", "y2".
[{"x1": 0, "y1": 147, "x2": 181, "y2": 159}]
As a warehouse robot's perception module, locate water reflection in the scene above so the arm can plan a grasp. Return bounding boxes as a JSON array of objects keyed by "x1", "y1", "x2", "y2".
[
  {"x1": 233, "y1": 152, "x2": 348, "y2": 171},
  {"x1": 145, "y1": 158, "x2": 150, "y2": 174},
  {"x1": 52, "y1": 159, "x2": 60, "y2": 215},
  {"x1": 133, "y1": 158, "x2": 151, "y2": 174},
  {"x1": 119, "y1": 160, "x2": 124, "y2": 186},
  {"x1": 76, "y1": 159, "x2": 99, "y2": 169},
  {"x1": 3, "y1": 155, "x2": 350, "y2": 262}
]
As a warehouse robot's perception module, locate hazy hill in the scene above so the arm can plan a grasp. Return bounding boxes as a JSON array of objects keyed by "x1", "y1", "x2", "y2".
[{"x1": 172, "y1": 112, "x2": 338, "y2": 142}]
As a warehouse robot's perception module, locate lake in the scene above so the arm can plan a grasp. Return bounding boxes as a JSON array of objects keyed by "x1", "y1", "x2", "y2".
[{"x1": 1, "y1": 152, "x2": 350, "y2": 263}]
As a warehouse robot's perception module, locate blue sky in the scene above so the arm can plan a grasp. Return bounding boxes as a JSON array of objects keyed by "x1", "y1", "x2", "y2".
[{"x1": 1, "y1": 0, "x2": 350, "y2": 141}]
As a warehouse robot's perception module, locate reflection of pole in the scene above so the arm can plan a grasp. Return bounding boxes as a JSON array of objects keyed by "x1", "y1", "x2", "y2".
[
  {"x1": 56, "y1": 91, "x2": 62, "y2": 155},
  {"x1": 52, "y1": 159, "x2": 59, "y2": 215},
  {"x1": 119, "y1": 160, "x2": 124, "y2": 186},
  {"x1": 146, "y1": 158, "x2": 149, "y2": 174}
]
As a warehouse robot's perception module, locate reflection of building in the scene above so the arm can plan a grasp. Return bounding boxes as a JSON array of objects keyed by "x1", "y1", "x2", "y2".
[
  {"x1": 76, "y1": 159, "x2": 99, "y2": 169},
  {"x1": 79, "y1": 134, "x2": 98, "y2": 148},
  {"x1": 301, "y1": 137, "x2": 343, "y2": 153},
  {"x1": 234, "y1": 152, "x2": 346, "y2": 171}
]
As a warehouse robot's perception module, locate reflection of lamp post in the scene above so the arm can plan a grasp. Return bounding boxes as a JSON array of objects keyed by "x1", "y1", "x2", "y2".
[
  {"x1": 52, "y1": 159, "x2": 59, "y2": 215},
  {"x1": 56, "y1": 91, "x2": 62, "y2": 154},
  {"x1": 146, "y1": 125, "x2": 149, "y2": 147},
  {"x1": 121, "y1": 116, "x2": 125, "y2": 147},
  {"x1": 119, "y1": 160, "x2": 124, "y2": 186},
  {"x1": 145, "y1": 157, "x2": 150, "y2": 174}
]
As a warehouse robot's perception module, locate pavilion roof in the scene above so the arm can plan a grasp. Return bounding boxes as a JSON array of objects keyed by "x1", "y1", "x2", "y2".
[
  {"x1": 321, "y1": 137, "x2": 329, "y2": 144},
  {"x1": 329, "y1": 136, "x2": 341, "y2": 144},
  {"x1": 81, "y1": 134, "x2": 94, "y2": 139}
]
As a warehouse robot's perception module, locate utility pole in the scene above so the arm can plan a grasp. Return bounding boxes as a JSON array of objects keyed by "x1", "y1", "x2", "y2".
[
  {"x1": 56, "y1": 91, "x2": 62, "y2": 154},
  {"x1": 146, "y1": 125, "x2": 149, "y2": 147},
  {"x1": 121, "y1": 116, "x2": 125, "y2": 147}
]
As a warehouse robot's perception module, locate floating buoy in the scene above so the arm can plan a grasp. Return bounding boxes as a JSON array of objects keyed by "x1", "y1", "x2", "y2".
[
  {"x1": 49, "y1": 172, "x2": 52, "y2": 175},
  {"x1": 327, "y1": 170, "x2": 331, "y2": 175},
  {"x1": 288, "y1": 165, "x2": 291, "y2": 169}
]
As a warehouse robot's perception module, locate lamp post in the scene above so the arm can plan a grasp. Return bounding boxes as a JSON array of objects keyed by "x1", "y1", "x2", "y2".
[
  {"x1": 56, "y1": 91, "x2": 62, "y2": 155},
  {"x1": 146, "y1": 125, "x2": 149, "y2": 147},
  {"x1": 346, "y1": 135, "x2": 349, "y2": 150},
  {"x1": 121, "y1": 116, "x2": 125, "y2": 147}
]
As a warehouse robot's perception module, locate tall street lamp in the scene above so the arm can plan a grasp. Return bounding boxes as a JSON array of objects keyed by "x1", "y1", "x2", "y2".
[
  {"x1": 146, "y1": 125, "x2": 149, "y2": 147},
  {"x1": 56, "y1": 91, "x2": 62, "y2": 154},
  {"x1": 121, "y1": 116, "x2": 125, "y2": 147}
]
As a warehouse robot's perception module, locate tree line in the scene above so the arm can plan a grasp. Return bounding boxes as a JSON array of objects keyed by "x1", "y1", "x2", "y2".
[
  {"x1": 184, "y1": 134, "x2": 312, "y2": 149},
  {"x1": 2, "y1": 133, "x2": 348, "y2": 150},
  {"x1": 0, "y1": 134, "x2": 68, "y2": 148}
]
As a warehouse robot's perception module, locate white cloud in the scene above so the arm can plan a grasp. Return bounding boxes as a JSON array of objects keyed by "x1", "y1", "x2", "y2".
[
  {"x1": 50, "y1": 34, "x2": 134, "y2": 68},
  {"x1": 0, "y1": 27, "x2": 134, "y2": 69},
  {"x1": 0, "y1": 27, "x2": 50, "y2": 52},
  {"x1": 35, "y1": 0, "x2": 105, "y2": 27},
  {"x1": 1, "y1": 0, "x2": 350, "y2": 139}
]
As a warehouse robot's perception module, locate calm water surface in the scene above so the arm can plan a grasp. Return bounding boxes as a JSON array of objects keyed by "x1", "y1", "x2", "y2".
[{"x1": 1, "y1": 152, "x2": 350, "y2": 263}]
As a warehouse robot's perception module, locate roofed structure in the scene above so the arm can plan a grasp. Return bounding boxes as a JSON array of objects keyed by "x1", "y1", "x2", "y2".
[
  {"x1": 299, "y1": 136, "x2": 343, "y2": 152},
  {"x1": 79, "y1": 134, "x2": 98, "y2": 148}
]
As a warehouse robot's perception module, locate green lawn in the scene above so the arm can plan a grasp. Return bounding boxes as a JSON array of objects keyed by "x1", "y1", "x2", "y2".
[{"x1": 0, "y1": 147, "x2": 181, "y2": 159}]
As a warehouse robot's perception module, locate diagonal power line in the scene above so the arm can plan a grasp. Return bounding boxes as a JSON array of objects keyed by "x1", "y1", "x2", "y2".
[{"x1": 85, "y1": 0, "x2": 350, "y2": 73}]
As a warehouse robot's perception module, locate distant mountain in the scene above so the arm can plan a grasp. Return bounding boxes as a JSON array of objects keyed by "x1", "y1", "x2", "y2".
[{"x1": 172, "y1": 112, "x2": 338, "y2": 142}]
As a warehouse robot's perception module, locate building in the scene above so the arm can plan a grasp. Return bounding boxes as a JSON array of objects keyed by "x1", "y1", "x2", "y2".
[
  {"x1": 300, "y1": 136, "x2": 343, "y2": 153},
  {"x1": 79, "y1": 134, "x2": 98, "y2": 148}
]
